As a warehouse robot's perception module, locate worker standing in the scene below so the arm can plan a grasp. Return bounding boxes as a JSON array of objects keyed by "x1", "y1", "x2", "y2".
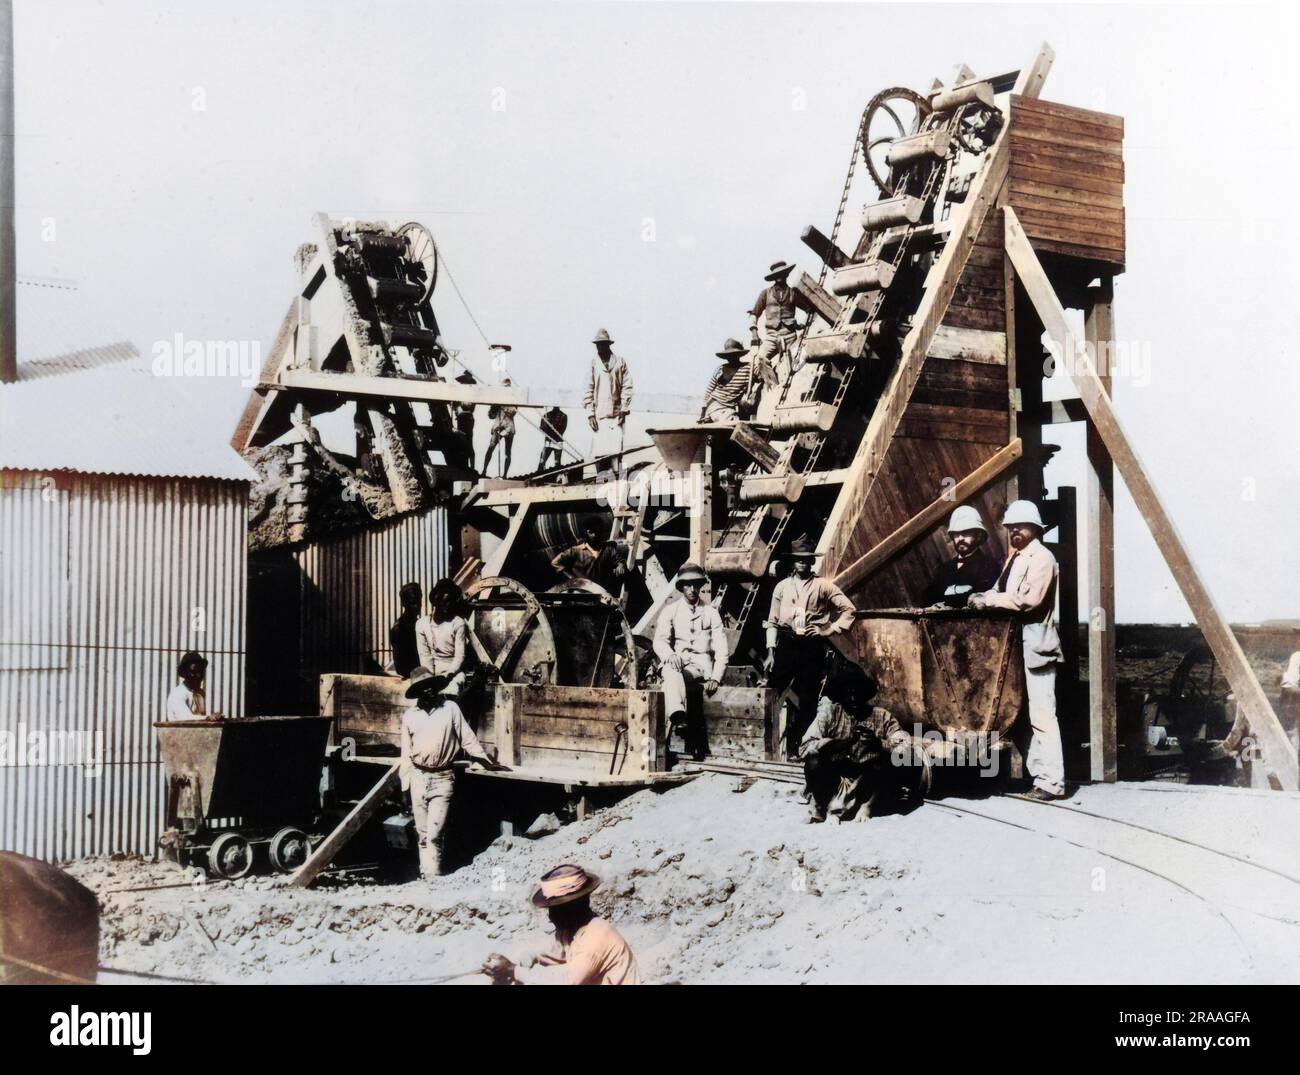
[
  {"x1": 416, "y1": 578, "x2": 470, "y2": 696},
  {"x1": 388, "y1": 582, "x2": 423, "y2": 678},
  {"x1": 764, "y1": 535, "x2": 856, "y2": 758},
  {"x1": 481, "y1": 865, "x2": 640, "y2": 985},
  {"x1": 399, "y1": 668, "x2": 505, "y2": 879},
  {"x1": 968, "y1": 500, "x2": 1066, "y2": 801},
  {"x1": 165, "y1": 651, "x2": 208, "y2": 720},
  {"x1": 653, "y1": 562, "x2": 729, "y2": 758},
  {"x1": 923, "y1": 505, "x2": 1002, "y2": 608},
  {"x1": 484, "y1": 378, "x2": 518, "y2": 477},
  {"x1": 583, "y1": 329, "x2": 633, "y2": 471},
  {"x1": 749, "y1": 260, "x2": 806, "y2": 389},
  {"x1": 538, "y1": 405, "x2": 568, "y2": 471},
  {"x1": 700, "y1": 337, "x2": 759, "y2": 422},
  {"x1": 453, "y1": 370, "x2": 478, "y2": 472}
]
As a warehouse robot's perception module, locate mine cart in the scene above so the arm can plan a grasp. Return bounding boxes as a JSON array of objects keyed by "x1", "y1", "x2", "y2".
[
  {"x1": 840, "y1": 609, "x2": 1025, "y2": 736},
  {"x1": 154, "y1": 715, "x2": 333, "y2": 878}
]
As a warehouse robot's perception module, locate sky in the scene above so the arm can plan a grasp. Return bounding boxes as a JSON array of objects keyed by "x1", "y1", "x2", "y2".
[{"x1": 10, "y1": 0, "x2": 1300, "y2": 623}]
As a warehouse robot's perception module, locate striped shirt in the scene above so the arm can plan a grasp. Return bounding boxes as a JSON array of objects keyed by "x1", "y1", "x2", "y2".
[{"x1": 702, "y1": 362, "x2": 750, "y2": 420}]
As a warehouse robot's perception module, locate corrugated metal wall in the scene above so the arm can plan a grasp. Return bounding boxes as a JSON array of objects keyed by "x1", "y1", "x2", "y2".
[
  {"x1": 247, "y1": 508, "x2": 451, "y2": 715},
  {"x1": 0, "y1": 472, "x2": 247, "y2": 861}
]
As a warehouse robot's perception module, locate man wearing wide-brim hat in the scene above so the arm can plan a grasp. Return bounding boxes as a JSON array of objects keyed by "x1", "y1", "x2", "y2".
[
  {"x1": 700, "y1": 337, "x2": 761, "y2": 423},
  {"x1": 968, "y1": 499, "x2": 1066, "y2": 801},
  {"x1": 582, "y1": 328, "x2": 634, "y2": 472},
  {"x1": 653, "y1": 561, "x2": 729, "y2": 759},
  {"x1": 748, "y1": 259, "x2": 810, "y2": 391},
  {"x1": 763, "y1": 535, "x2": 857, "y2": 758},
  {"x1": 399, "y1": 667, "x2": 508, "y2": 879},
  {"x1": 481, "y1": 864, "x2": 641, "y2": 985}
]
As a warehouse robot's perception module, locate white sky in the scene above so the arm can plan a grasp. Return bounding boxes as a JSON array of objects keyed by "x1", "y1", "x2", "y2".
[{"x1": 12, "y1": 0, "x2": 1300, "y2": 623}]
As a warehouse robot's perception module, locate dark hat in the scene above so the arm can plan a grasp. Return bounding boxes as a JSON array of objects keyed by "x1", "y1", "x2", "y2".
[
  {"x1": 674, "y1": 561, "x2": 709, "y2": 588},
  {"x1": 764, "y1": 260, "x2": 795, "y2": 282},
  {"x1": 531, "y1": 864, "x2": 602, "y2": 908},
  {"x1": 592, "y1": 328, "x2": 614, "y2": 345},
  {"x1": 788, "y1": 534, "x2": 818, "y2": 559},
  {"x1": 177, "y1": 650, "x2": 208, "y2": 677},
  {"x1": 825, "y1": 663, "x2": 879, "y2": 704},
  {"x1": 404, "y1": 666, "x2": 452, "y2": 700},
  {"x1": 715, "y1": 337, "x2": 747, "y2": 359}
]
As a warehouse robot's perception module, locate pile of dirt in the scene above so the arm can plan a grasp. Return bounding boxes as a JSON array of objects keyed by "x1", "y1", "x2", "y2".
[{"x1": 67, "y1": 775, "x2": 1300, "y2": 984}]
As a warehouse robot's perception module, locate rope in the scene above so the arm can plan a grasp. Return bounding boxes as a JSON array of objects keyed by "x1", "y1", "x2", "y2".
[{"x1": 433, "y1": 242, "x2": 589, "y2": 467}]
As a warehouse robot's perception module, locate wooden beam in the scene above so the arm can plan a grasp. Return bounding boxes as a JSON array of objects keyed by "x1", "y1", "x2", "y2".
[
  {"x1": 1085, "y1": 283, "x2": 1118, "y2": 783},
  {"x1": 793, "y1": 271, "x2": 845, "y2": 325},
  {"x1": 800, "y1": 224, "x2": 850, "y2": 269},
  {"x1": 289, "y1": 764, "x2": 400, "y2": 888},
  {"x1": 1004, "y1": 207, "x2": 1298, "y2": 791},
  {"x1": 482, "y1": 503, "x2": 532, "y2": 577},
  {"x1": 1012, "y1": 41, "x2": 1055, "y2": 99},
  {"x1": 267, "y1": 368, "x2": 542, "y2": 408},
  {"x1": 832, "y1": 439, "x2": 1023, "y2": 592},
  {"x1": 818, "y1": 104, "x2": 1012, "y2": 576}
]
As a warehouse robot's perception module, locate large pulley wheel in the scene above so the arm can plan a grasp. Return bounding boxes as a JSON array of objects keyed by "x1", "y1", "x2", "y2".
[
  {"x1": 860, "y1": 87, "x2": 931, "y2": 195},
  {"x1": 207, "y1": 832, "x2": 254, "y2": 880},
  {"x1": 268, "y1": 827, "x2": 311, "y2": 874},
  {"x1": 397, "y1": 221, "x2": 438, "y2": 305},
  {"x1": 953, "y1": 100, "x2": 1004, "y2": 155}
]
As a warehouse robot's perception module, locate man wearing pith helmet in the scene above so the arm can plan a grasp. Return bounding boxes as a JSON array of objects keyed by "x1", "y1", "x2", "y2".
[
  {"x1": 968, "y1": 500, "x2": 1066, "y2": 801},
  {"x1": 481, "y1": 865, "x2": 641, "y2": 985},
  {"x1": 653, "y1": 561, "x2": 729, "y2": 759},
  {"x1": 923, "y1": 504, "x2": 1001, "y2": 608}
]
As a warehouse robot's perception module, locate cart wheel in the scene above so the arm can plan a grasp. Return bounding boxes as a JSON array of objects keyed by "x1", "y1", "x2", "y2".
[
  {"x1": 207, "y1": 833, "x2": 254, "y2": 880},
  {"x1": 268, "y1": 827, "x2": 310, "y2": 873}
]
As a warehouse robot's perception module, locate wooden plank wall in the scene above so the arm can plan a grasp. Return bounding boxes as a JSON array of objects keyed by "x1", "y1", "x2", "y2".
[
  {"x1": 1007, "y1": 95, "x2": 1126, "y2": 270},
  {"x1": 322, "y1": 673, "x2": 496, "y2": 754}
]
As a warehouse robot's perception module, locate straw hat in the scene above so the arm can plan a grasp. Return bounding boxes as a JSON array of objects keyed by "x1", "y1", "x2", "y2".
[
  {"x1": 764, "y1": 260, "x2": 795, "y2": 282},
  {"x1": 404, "y1": 666, "x2": 452, "y2": 700},
  {"x1": 530, "y1": 864, "x2": 602, "y2": 908},
  {"x1": 715, "y1": 337, "x2": 747, "y2": 359},
  {"x1": 592, "y1": 328, "x2": 614, "y2": 345}
]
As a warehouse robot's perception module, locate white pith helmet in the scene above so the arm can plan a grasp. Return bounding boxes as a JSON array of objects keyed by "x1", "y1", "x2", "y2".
[
  {"x1": 1002, "y1": 500, "x2": 1044, "y2": 528},
  {"x1": 946, "y1": 505, "x2": 987, "y2": 535}
]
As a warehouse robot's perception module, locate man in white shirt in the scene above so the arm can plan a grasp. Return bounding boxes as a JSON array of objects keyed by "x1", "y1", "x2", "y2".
[
  {"x1": 165, "y1": 651, "x2": 208, "y2": 721},
  {"x1": 399, "y1": 667, "x2": 506, "y2": 879},
  {"x1": 583, "y1": 329, "x2": 633, "y2": 470},
  {"x1": 653, "y1": 562, "x2": 729, "y2": 758},
  {"x1": 969, "y1": 500, "x2": 1066, "y2": 801},
  {"x1": 415, "y1": 578, "x2": 470, "y2": 697},
  {"x1": 763, "y1": 536, "x2": 857, "y2": 758}
]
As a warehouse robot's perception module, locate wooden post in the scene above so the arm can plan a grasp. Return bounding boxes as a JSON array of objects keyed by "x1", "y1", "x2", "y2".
[
  {"x1": 1085, "y1": 283, "x2": 1118, "y2": 782},
  {"x1": 1052, "y1": 486, "x2": 1080, "y2": 773},
  {"x1": 494, "y1": 684, "x2": 521, "y2": 766},
  {"x1": 290, "y1": 764, "x2": 400, "y2": 888},
  {"x1": 688, "y1": 463, "x2": 712, "y2": 567},
  {"x1": 1004, "y1": 208, "x2": 1298, "y2": 790}
]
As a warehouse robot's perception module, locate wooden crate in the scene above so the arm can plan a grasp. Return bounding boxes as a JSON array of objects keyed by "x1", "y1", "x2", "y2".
[
  {"x1": 320, "y1": 673, "x2": 496, "y2": 753},
  {"x1": 1007, "y1": 95, "x2": 1125, "y2": 270}
]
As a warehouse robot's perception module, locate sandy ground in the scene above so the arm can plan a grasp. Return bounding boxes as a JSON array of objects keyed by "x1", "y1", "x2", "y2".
[{"x1": 69, "y1": 775, "x2": 1300, "y2": 985}]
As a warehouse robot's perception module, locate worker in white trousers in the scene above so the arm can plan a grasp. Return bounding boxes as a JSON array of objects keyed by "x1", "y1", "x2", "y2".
[
  {"x1": 969, "y1": 500, "x2": 1066, "y2": 801},
  {"x1": 399, "y1": 667, "x2": 507, "y2": 878}
]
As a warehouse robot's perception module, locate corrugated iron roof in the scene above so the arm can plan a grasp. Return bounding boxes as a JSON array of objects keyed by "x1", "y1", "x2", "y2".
[
  {"x1": 1, "y1": 277, "x2": 257, "y2": 483},
  {"x1": 16, "y1": 340, "x2": 143, "y2": 380},
  {"x1": 0, "y1": 366, "x2": 259, "y2": 482}
]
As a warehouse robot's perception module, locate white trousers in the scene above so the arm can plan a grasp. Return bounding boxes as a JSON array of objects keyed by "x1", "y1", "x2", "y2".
[
  {"x1": 1024, "y1": 664, "x2": 1065, "y2": 795},
  {"x1": 409, "y1": 768, "x2": 455, "y2": 879},
  {"x1": 661, "y1": 654, "x2": 715, "y2": 719}
]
